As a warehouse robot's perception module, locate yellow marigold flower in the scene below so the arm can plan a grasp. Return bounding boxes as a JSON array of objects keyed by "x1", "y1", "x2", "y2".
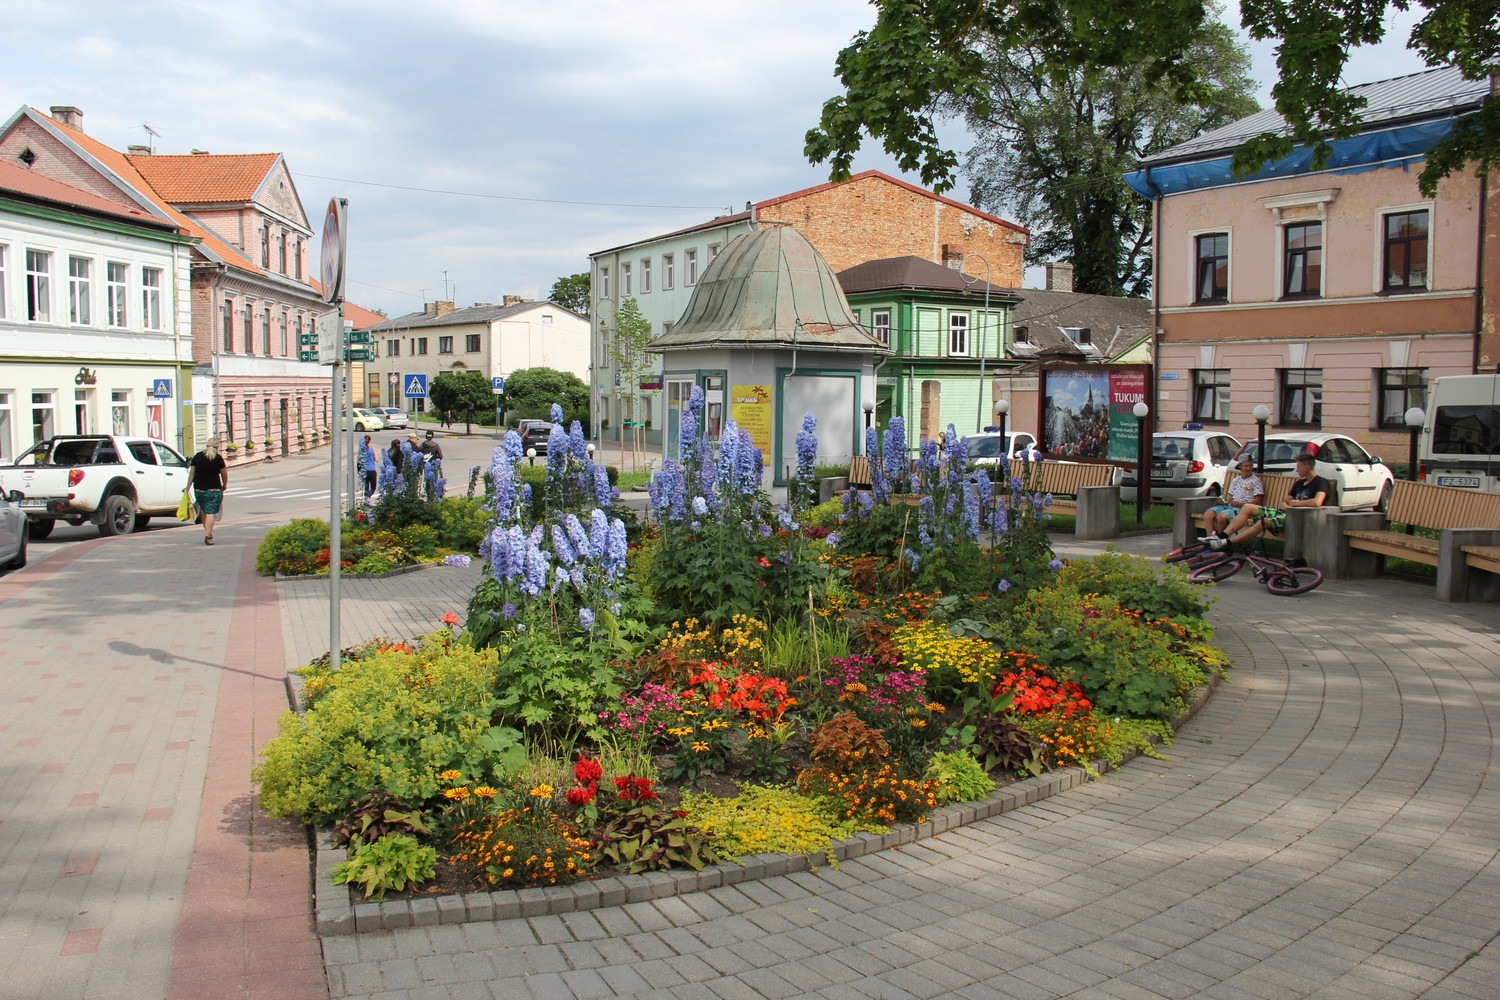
[
  {"x1": 529, "y1": 784, "x2": 555, "y2": 798},
  {"x1": 925, "y1": 702, "x2": 946, "y2": 712},
  {"x1": 910, "y1": 720, "x2": 927, "y2": 729},
  {"x1": 474, "y1": 786, "x2": 497, "y2": 799},
  {"x1": 444, "y1": 787, "x2": 470, "y2": 800},
  {"x1": 440, "y1": 770, "x2": 463, "y2": 782}
]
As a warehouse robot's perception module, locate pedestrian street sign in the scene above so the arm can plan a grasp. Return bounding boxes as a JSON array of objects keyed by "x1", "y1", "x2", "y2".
[
  {"x1": 404, "y1": 374, "x2": 428, "y2": 398},
  {"x1": 344, "y1": 346, "x2": 373, "y2": 362},
  {"x1": 298, "y1": 350, "x2": 319, "y2": 362},
  {"x1": 346, "y1": 330, "x2": 371, "y2": 345},
  {"x1": 150, "y1": 378, "x2": 173, "y2": 398}
]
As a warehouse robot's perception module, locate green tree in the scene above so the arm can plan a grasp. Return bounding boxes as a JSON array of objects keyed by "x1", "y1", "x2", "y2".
[
  {"x1": 548, "y1": 273, "x2": 591, "y2": 317},
  {"x1": 429, "y1": 371, "x2": 499, "y2": 433},
  {"x1": 502, "y1": 367, "x2": 591, "y2": 426},
  {"x1": 608, "y1": 298, "x2": 655, "y2": 461},
  {"x1": 806, "y1": 0, "x2": 1498, "y2": 200},
  {"x1": 962, "y1": 16, "x2": 1258, "y2": 296}
]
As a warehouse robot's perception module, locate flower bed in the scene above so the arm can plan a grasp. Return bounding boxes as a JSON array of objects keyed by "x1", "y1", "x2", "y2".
[{"x1": 255, "y1": 398, "x2": 1227, "y2": 910}]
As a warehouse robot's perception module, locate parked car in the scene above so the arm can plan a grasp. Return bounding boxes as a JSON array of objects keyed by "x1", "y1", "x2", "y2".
[
  {"x1": 1418, "y1": 374, "x2": 1500, "y2": 492},
  {"x1": 1231, "y1": 433, "x2": 1395, "y2": 511},
  {"x1": 341, "y1": 408, "x2": 385, "y2": 432},
  {"x1": 1121, "y1": 430, "x2": 1243, "y2": 502},
  {"x1": 966, "y1": 430, "x2": 1040, "y2": 464},
  {"x1": 0, "y1": 435, "x2": 189, "y2": 538},
  {"x1": 373, "y1": 407, "x2": 409, "y2": 430},
  {"x1": 0, "y1": 488, "x2": 26, "y2": 569},
  {"x1": 516, "y1": 419, "x2": 554, "y2": 454}
]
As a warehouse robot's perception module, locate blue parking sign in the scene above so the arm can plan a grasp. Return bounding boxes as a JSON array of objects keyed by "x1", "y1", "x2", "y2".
[
  {"x1": 492, "y1": 376, "x2": 505, "y2": 392},
  {"x1": 404, "y1": 374, "x2": 428, "y2": 398}
]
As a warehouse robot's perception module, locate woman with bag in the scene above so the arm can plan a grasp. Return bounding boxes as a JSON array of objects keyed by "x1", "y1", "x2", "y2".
[{"x1": 187, "y1": 437, "x2": 228, "y2": 546}]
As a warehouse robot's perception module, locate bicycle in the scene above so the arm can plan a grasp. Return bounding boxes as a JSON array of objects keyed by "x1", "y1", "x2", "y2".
[
  {"x1": 1163, "y1": 537, "x2": 1236, "y2": 572},
  {"x1": 1186, "y1": 535, "x2": 1324, "y2": 595}
]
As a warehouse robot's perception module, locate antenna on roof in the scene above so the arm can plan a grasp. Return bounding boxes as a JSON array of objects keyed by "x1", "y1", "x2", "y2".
[{"x1": 131, "y1": 123, "x2": 163, "y2": 154}]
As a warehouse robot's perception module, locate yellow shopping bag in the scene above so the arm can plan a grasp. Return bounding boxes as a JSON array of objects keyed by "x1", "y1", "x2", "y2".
[{"x1": 176, "y1": 491, "x2": 193, "y2": 522}]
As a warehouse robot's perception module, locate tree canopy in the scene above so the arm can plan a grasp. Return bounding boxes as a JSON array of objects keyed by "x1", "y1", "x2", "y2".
[
  {"x1": 962, "y1": 17, "x2": 1258, "y2": 296},
  {"x1": 428, "y1": 371, "x2": 499, "y2": 432},
  {"x1": 548, "y1": 273, "x2": 591, "y2": 317},
  {"x1": 502, "y1": 366, "x2": 591, "y2": 426},
  {"x1": 806, "y1": 0, "x2": 1498, "y2": 199}
]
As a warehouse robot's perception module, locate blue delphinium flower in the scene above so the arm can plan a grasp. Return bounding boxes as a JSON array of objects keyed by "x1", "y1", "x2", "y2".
[
  {"x1": 825, "y1": 532, "x2": 840, "y2": 547},
  {"x1": 777, "y1": 504, "x2": 797, "y2": 531},
  {"x1": 758, "y1": 523, "x2": 772, "y2": 538},
  {"x1": 442, "y1": 554, "x2": 472, "y2": 568},
  {"x1": 904, "y1": 548, "x2": 920, "y2": 572},
  {"x1": 592, "y1": 465, "x2": 613, "y2": 507},
  {"x1": 501, "y1": 602, "x2": 517, "y2": 619},
  {"x1": 997, "y1": 578, "x2": 1011, "y2": 592},
  {"x1": 1048, "y1": 559, "x2": 1063, "y2": 570},
  {"x1": 564, "y1": 513, "x2": 590, "y2": 559},
  {"x1": 579, "y1": 608, "x2": 595, "y2": 632},
  {"x1": 692, "y1": 496, "x2": 707, "y2": 516},
  {"x1": 882, "y1": 417, "x2": 908, "y2": 490},
  {"x1": 551, "y1": 524, "x2": 576, "y2": 567},
  {"x1": 960, "y1": 478, "x2": 981, "y2": 541},
  {"x1": 550, "y1": 402, "x2": 564, "y2": 424},
  {"x1": 569, "y1": 420, "x2": 587, "y2": 461}
]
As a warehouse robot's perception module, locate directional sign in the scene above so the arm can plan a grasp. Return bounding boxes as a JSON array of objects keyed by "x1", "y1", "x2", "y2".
[
  {"x1": 492, "y1": 376, "x2": 505, "y2": 393},
  {"x1": 344, "y1": 346, "x2": 373, "y2": 363},
  {"x1": 150, "y1": 378, "x2": 173, "y2": 398},
  {"x1": 404, "y1": 374, "x2": 428, "y2": 398},
  {"x1": 298, "y1": 332, "x2": 319, "y2": 346},
  {"x1": 346, "y1": 330, "x2": 371, "y2": 345},
  {"x1": 297, "y1": 350, "x2": 319, "y2": 362},
  {"x1": 317, "y1": 310, "x2": 341, "y2": 365}
]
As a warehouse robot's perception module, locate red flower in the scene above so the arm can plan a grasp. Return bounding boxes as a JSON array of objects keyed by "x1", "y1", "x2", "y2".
[
  {"x1": 754, "y1": 556, "x2": 772, "y2": 568},
  {"x1": 566, "y1": 784, "x2": 597, "y2": 807},
  {"x1": 573, "y1": 754, "x2": 603, "y2": 785},
  {"x1": 439, "y1": 611, "x2": 460, "y2": 627}
]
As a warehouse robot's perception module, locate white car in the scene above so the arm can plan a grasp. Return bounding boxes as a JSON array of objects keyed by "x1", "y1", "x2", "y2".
[
  {"x1": 341, "y1": 408, "x2": 386, "y2": 432},
  {"x1": 1122, "y1": 430, "x2": 1243, "y2": 502},
  {"x1": 0, "y1": 488, "x2": 25, "y2": 570},
  {"x1": 1232, "y1": 433, "x2": 1395, "y2": 511},
  {"x1": 374, "y1": 407, "x2": 409, "y2": 429},
  {"x1": 966, "y1": 430, "x2": 1039, "y2": 464}
]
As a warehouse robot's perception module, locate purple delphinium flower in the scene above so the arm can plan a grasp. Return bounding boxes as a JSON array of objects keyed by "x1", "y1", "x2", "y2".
[
  {"x1": 997, "y1": 578, "x2": 1012, "y2": 592},
  {"x1": 443, "y1": 554, "x2": 472, "y2": 567},
  {"x1": 569, "y1": 421, "x2": 587, "y2": 461},
  {"x1": 825, "y1": 532, "x2": 840, "y2": 547},
  {"x1": 904, "y1": 548, "x2": 920, "y2": 572},
  {"x1": 1048, "y1": 559, "x2": 1063, "y2": 570},
  {"x1": 550, "y1": 403, "x2": 564, "y2": 424},
  {"x1": 592, "y1": 465, "x2": 613, "y2": 507},
  {"x1": 882, "y1": 417, "x2": 908, "y2": 491},
  {"x1": 501, "y1": 602, "x2": 517, "y2": 619},
  {"x1": 579, "y1": 608, "x2": 595, "y2": 632}
]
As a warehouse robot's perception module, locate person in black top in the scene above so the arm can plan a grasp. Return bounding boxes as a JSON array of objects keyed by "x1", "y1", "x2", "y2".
[
  {"x1": 421, "y1": 429, "x2": 444, "y2": 462},
  {"x1": 1209, "y1": 453, "x2": 1330, "y2": 549},
  {"x1": 187, "y1": 437, "x2": 228, "y2": 545},
  {"x1": 388, "y1": 438, "x2": 404, "y2": 474}
]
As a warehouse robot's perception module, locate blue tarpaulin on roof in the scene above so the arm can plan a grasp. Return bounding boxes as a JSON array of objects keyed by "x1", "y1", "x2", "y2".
[{"x1": 1124, "y1": 119, "x2": 1457, "y2": 198}]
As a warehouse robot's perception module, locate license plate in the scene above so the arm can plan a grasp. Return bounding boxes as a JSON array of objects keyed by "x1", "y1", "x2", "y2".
[
  {"x1": 1436, "y1": 476, "x2": 1482, "y2": 488},
  {"x1": 18, "y1": 499, "x2": 45, "y2": 508}
]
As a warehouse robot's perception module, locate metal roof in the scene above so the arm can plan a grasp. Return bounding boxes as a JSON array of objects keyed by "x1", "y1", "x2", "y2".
[
  {"x1": 359, "y1": 299, "x2": 582, "y2": 332},
  {"x1": 1140, "y1": 65, "x2": 1490, "y2": 166},
  {"x1": 838, "y1": 255, "x2": 1019, "y2": 299}
]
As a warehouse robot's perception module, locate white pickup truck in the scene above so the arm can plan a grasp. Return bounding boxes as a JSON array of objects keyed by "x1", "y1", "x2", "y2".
[{"x1": 0, "y1": 435, "x2": 191, "y2": 538}]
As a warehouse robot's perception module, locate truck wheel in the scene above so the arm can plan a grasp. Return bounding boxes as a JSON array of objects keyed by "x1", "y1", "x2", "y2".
[
  {"x1": 27, "y1": 518, "x2": 54, "y2": 540},
  {"x1": 98, "y1": 496, "x2": 136, "y2": 537},
  {"x1": 4, "y1": 530, "x2": 25, "y2": 570},
  {"x1": 134, "y1": 514, "x2": 152, "y2": 531}
]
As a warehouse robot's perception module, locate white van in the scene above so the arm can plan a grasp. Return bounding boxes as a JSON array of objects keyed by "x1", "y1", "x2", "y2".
[{"x1": 1419, "y1": 374, "x2": 1500, "y2": 492}]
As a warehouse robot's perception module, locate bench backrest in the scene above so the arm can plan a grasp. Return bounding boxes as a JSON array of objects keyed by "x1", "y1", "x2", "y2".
[
  {"x1": 1022, "y1": 461, "x2": 1118, "y2": 497},
  {"x1": 1261, "y1": 473, "x2": 1298, "y2": 510},
  {"x1": 1386, "y1": 478, "x2": 1500, "y2": 529},
  {"x1": 848, "y1": 455, "x2": 872, "y2": 487}
]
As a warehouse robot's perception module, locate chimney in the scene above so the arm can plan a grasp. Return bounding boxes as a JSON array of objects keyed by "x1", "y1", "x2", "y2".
[
  {"x1": 126, "y1": 144, "x2": 151, "y2": 156},
  {"x1": 433, "y1": 300, "x2": 455, "y2": 317},
  {"x1": 1045, "y1": 262, "x2": 1075, "y2": 291},
  {"x1": 942, "y1": 243, "x2": 964, "y2": 269},
  {"x1": 49, "y1": 106, "x2": 83, "y2": 131},
  {"x1": 502, "y1": 295, "x2": 525, "y2": 307}
]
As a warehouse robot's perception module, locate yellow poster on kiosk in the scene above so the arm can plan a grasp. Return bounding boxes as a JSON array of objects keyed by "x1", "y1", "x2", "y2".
[{"x1": 731, "y1": 385, "x2": 773, "y2": 456}]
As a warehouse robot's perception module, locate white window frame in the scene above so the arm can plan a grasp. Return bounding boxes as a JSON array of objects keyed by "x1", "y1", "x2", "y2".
[
  {"x1": 622, "y1": 262, "x2": 632, "y2": 296},
  {"x1": 438, "y1": 335, "x2": 454, "y2": 354},
  {"x1": 0, "y1": 244, "x2": 7, "y2": 319},
  {"x1": 26, "y1": 249, "x2": 51, "y2": 322},
  {"x1": 0, "y1": 390, "x2": 13, "y2": 463},
  {"x1": 641, "y1": 257, "x2": 652, "y2": 293},
  {"x1": 871, "y1": 309, "x2": 891, "y2": 345},
  {"x1": 708, "y1": 243, "x2": 721, "y2": 260},
  {"x1": 465, "y1": 334, "x2": 481, "y2": 353},
  {"x1": 31, "y1": 390, "x2": 56, "y2": 442},
  {"x1": 1188, "y1": 226, "x2": 1232, "y2": 305},
  {"x1": 685, "y1": 249, "x2": 698, "y2": 285},
  {"x1": 68, "y1": 256, "x2": 92, "y2": 325},
  {"x1": 141, "y1": 267, "x2": 162, "y2": 331},
  {"x1": 599, "y1": 266, "x2": 610, "y2": 300},
  {"x1": 949, "y1": 312, "x2": 970, "y2": 356},
  {"x1": 106, "y1": 261, "x2": 128, "y2": 328},
  {"x1": 662, "y1": 254, "x2": 674, "y2": 290}
]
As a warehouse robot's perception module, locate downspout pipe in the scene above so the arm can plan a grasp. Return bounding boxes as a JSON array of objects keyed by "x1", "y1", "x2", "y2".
[{"x1": 1143, "y1": 165, "x2": 1165, "y2": 428}]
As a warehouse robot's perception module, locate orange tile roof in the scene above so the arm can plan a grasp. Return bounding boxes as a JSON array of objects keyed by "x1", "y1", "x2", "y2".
[
  {"x1": 126, "y1": 152, "x2": 280, "y2": 203},
  {"x1": 343, "y1": 301, "x2": 386, "y2": 328},
  {"x1": 0, "y1": 159, "x2": 175, "y2": 228}
]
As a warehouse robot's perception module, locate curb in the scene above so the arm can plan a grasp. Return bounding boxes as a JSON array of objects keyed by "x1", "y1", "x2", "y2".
[{"x1": 312, "y1": 672, "x2": 1221, "y2": 935}]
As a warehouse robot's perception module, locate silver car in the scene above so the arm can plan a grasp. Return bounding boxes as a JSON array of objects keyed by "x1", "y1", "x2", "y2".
[
  {"x1": 0, "y1": 489, "x2": 26, "y2": 571},
  {"x1": 374, "y1": 407, "x2": 410, "y2": 429}
]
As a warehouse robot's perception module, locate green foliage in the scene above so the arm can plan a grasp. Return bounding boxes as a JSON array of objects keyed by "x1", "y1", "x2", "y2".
[
  {"x1": 803, "y1": 498, "x2": 845, "y2": 529},
  {"x1": 683, "y1": 785, "x2": 875, "y2": 862},
  {"x1": 591, "y1": 805, "x2": 721, "y2": 873},
  {"x1": 332, "y1": 792, "x2": 433, "y2": 847},
  {"x1": 548, "y1": 272, "x2": 591, "y2": 316},
  {"x1": 492, "y1": 626, "x2": 622, "y2": 748},
  {"x1": 351, "y1": 553, "x2": 396, "y2": 575},
  {"x1": 330, "y1": 834, "x2": 437, "y2": 901},
  {"x1": 429, "y1": 370, "x2": 500, "y2": 428},
  {"x1": 253, "y1": 641, "x2": 506, "y2": 823},
  {"x1": 1057, "y1": 551, "x2": 1212, "y2": 620},
  {"x1": 973, "y1": 715, "x2": 1044, "y2": 776},
  {"x1": 255, "y1": 518, "x2": 329, "y2": 576},
  {"x1": 502, "y1": 367, "x2": 590, "y2": 425},
  {"x1": 436, "y1": 496, "x2": 489, "y2": 551},
  {"x1": 923, "y1": 750, "x2": 996, "y2": 803}
]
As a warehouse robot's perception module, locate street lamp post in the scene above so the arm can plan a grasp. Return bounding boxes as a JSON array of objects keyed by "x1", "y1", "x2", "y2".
[
  {"x1": 862, "y1": 398, "x2": 875, "y2": 438},
  {"x1": 995, "y1": 399, "x2": 1010, "y2": 457},
  {"x1": 1133, "y1": 401, "x2": 1150, "y2": 523},
  {"x1": 1405, "y1": 407, "x2": 1425, "y2": 482},
  {"x1": 1252, "y1": 404, "x2": 1271, "y2": 475}
]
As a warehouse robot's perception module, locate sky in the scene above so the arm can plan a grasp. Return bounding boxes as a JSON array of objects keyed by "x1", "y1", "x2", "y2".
[{"x1": 1, "y1": 1, "x2": 1432, "y2": 317}]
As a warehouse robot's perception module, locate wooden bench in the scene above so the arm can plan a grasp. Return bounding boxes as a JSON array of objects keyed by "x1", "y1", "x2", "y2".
[
  {"x1": 848, "y1": 455, "x2": 872, "y2": 488},
  {"x1": 1020, "y1": 461, "x2": 1119, "y2": 514},
  {"x1": 1190, "y1": 473, "x2": 1299, "y2": 534},
  {"x1": 1336, "y1": 480, "x2": 1500, "y2": 600}
]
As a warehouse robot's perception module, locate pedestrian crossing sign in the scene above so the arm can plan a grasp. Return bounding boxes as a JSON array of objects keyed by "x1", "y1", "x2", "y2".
[
  {"x1": 404, "y1": 374, "x2": 428, "y2": 398},
  {"x1": 150, "y1": 378, "x2": 173, "y2": 398}
]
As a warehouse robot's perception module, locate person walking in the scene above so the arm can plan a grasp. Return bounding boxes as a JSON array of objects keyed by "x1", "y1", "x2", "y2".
[
  {"x1": 186, "y1": 436, "x2": 228, "y2": 546},
  {"x1": 358, "y1": 434, "x2": 378, "y2": 500},
  {"x1": 442, "y1": 409, "x2": 454, "y2": 429},
  {"x1": 420, "y1": 429, "x2": 444, "y2": 463},
  {"x1": 387, "y1": 438, "x2": 404, "y2": 474}
]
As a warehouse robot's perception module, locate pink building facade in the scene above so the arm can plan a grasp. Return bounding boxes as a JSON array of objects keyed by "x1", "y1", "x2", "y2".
[{"x1": 1129, "y1": 67, "x2": 1494, "y2": 460}]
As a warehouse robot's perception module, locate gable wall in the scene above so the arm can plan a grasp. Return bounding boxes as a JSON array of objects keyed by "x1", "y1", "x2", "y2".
[{"x1": 0, "y1": 116, "x2": 143, "y2": 209}]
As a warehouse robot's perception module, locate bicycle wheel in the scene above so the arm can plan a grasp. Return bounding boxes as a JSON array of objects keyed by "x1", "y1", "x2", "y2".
[
  {"x1": 1265, "y1": 567, "x2": 1323, "y2": 595},
  {"x1": 1190, "y1": 557, "x2": 1244, "y2": 583}
]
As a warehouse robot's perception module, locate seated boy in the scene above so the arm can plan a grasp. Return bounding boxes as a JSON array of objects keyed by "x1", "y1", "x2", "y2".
[
  {"x1": 1208, "y1": 453, "x2": 1330, "y2": 550},
  {"x1": 1204, "y1": 456, "x2": 1264, "y2": 536}
]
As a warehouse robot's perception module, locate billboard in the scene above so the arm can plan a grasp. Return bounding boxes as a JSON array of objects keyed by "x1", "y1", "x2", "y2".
[{"x1": 1041, "y1": 365, "x2": 1151, "y2": 462}]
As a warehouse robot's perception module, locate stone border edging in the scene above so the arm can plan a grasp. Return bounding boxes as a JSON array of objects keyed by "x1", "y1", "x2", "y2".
[{"x1": 311, "y1": 671, "x2": 1221, "y2": 936}]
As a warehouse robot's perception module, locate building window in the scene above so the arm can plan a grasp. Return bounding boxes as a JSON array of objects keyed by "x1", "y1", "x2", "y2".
[
  {"x1": 279, "y1": 232, "x2": 287, "y2": 274},
  {"x1": 685, "y1": 249, "x2": 698, "y2": 285},
  {"x1": 599, "y1": 266, "x2": 610, "y2": 300},
  {"x1": 260, "y1": 226, "x2": 269, "y2": 268},
  {"x1": 222, "y1": 300, "x2": 234, "y2": 352},
  {"x1": 1278, "y1": 368, "x2": 1322, "y2": 427},
  {"x1": 416, "y1": 337, "x2": 428, "y2": 355},
  {"x1": 1014, "y1": 325, "x2": 1029, "y2": 344},
  {"x1": 1195, "y1": 233, "x2": 1229, "y2": 302},
  {"x1": 111, "y1": 389, "x2": 130, "y2": 436},
  {"x1": 439, "y1": 336, "x2": 453, "y2": 353},
  {"x1": 708, "y1": 243, "x2": 721, "y2": 260},
  {"x1": 32, "y1": 390, "x2": 55, "y2": 441},
  {"x1": 465, "y1": 334, "x2": 481, "y2": 353},
  {"x1": 387, "y1": 339, "x2": 400, "y2": 357},
  {"x1": 0, "y1": 245, "x2": 7, "y2": 318},
  {"x1": 68, "y1": 257, "x2": 92, "y2": 325},
  {"x1": 142, "y1": 267, "x2": 162, "y2": 330},
  {"x1": 949, "y1": 312, "x2": 969, "y2": 356},
  {"x1": 871, "y1": 309, "x2": 891, "y2": 345},
  {"x1": 1283, "y1": 222, "x2": 1322, "y2": 298},
  {"x1": 662, "y1": 254, "x2": 674, "y2": 290},
  {"x1": 541, "y1": 313, "x2": 553, "y2": 324},
  {"x1": 106, "y1": 262, "x2": 127, "y2": 327},
  {"x1": 294, "y1": 238, "x2": 303, "y2": 279},
  {"x1": 279, "y1": 312, "x2": 288, "y2": 355},
  {"x1": 263, "y1": 307, "x2": 272, "y2": 354},
  {"x1": 26, "y1": 249, "x2": 51, "y2": 322},
  {"x1": 622, "y1": 262, "x2": 632, "y2": 296},
  {"x1": 1383, "y1": 210, "x2": 1429, "y2": 292},
  {"x1": 1063, "y1": 327, "x2": 1092, "y2": 345},
  {"x1": 244, "y1": 304, "x2": 254, "y2": 352},
  {"x1": 1377, "y1": 367, "x2": 1427, "y2": 427},
  {"x1": 1192, "y1": 369, "x2": 1231, "y2": 423},
  {"x1": 641, "y1": 258, "x2": 652, "y2": 293}
]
